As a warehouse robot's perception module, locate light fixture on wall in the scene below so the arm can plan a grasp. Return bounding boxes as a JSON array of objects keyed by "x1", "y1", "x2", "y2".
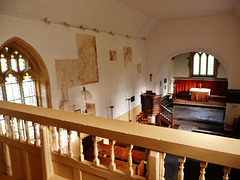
[
  {"x1": 63, "y1": 22, "x2": 70, "y2": 28},
  {"x1": 79, "y1": 25, "x2": 86, "y2": 31},
  {"x1": 44, "y1": 17, "x2": 50, "y2": 25},
  {"x1": 2, "y1": 10, "x2": 144, "y2": 40},
  {"x1": 109, "y1": 106, "x2": 114, "y2": 119},
  {"x1": 83, "y1": 86, "x2": 87, "y2": 100},
  {"x1": 93, "y1": 28, "x2": 99, "y2": 33},
  {"x1": 109, "y1": 31, "x2": 114, "y2": 36}
]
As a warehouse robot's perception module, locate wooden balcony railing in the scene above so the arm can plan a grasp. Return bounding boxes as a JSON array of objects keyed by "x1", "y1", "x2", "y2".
[
  {"x1": 0, "y1": 101, "x2": 240, "y2": 180},
  {"x1": 160, "y1": 104, "x2": 173, "y2": 127}
]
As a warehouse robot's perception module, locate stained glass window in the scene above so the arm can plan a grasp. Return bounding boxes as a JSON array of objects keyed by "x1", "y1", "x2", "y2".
[
  {"x1": 23, "y1": 73, "x2": 37, "y2": 106},
  {"x1": 1, "y1": 54, "x2": 8, "y2": 72},
  {"x1": 19, "y1": 55, "x2": 25, "y2": 71},
  {"x1": 0, "y1": 86, "x2": 5, "y2": 135},
  {"x1": 0, "y1": 85, "x2": 3, "y2": 101},
  {"x1": 11, "y1": 55, "x2": 18, "y2": 72},
  {"x1": 5, "y1": 74, "x2": 21, "y2": 104},
  {"x1": 0, "y1": 45, "x2": 40, "y2": 142},
  {"x1": 0, "y1": 115, "x2": 6, "y2": 135}
]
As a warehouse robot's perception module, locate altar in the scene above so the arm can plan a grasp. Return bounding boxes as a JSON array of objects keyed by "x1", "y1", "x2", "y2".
[{"x1": 190, "y1": 88, "x2": 211, "y2": 101}]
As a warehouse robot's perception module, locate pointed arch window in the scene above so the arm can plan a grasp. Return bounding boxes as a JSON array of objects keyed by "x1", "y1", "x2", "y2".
[
  {"x1": 0, "y1": 46, "x2": 40, "y2": 141},
  {"x1": 191, "y1": 52, "x2": 218, "y2": 77},
  {"x1": 5, "y1": 74, "x2": 21, "y2": 104},
  {"x1": 0, "y1": 46, "x2": 38, "y2": 105}
]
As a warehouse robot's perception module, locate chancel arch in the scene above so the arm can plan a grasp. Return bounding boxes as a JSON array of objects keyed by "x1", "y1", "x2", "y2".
[
  {"x1": 157, "y1": 49, "x2": 228, "y2": 132},
  {"x1": 0, "y1": 36, "x2": 52, "y2": 108}
]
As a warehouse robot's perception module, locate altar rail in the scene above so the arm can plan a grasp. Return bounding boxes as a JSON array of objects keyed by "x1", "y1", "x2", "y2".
[{"x1": 0, "y1": 101, "x2": 240, "y2": 180}]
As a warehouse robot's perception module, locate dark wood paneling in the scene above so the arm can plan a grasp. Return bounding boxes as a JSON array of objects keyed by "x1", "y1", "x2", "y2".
[
  {"x1": 174, "y1": 80, "x2": 228, "y2": 96},
  {"x1": 227, "y1": 89, "x2": 240, "y2": 103}
]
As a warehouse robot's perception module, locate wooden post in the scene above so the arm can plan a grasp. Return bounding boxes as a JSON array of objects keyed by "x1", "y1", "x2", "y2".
[
  {"x1": 73, "y1": 168, "x2": 83, "y2": 180},
  {"x1": 159, "y1": 152, "x2": 166, "y2": 180},
  {"x1": 127, "y1": 144, "x2": 133, "y2": 176},
  {"x1": 10, "y1": 117, "x2": 15, "y2": 139},
  {"x1": 22, "y1": 150, "x2": 32, "y2": 180},
  {"x1": 0, "y1": 116, "x2": 3, "y2": 136},
  {"x1": 171, "y1": 109, "x2": 174, "y2": 127},
  {"x1": 79, "y1": 132, "x2": 84, "y2": 162},
  {"x1": 67, "y1": 130, "x2": 73, "y2": 158},
  {"x1": 4, "y1": 115, "x2": 9, "y2": 138},
  {"x1": 17, "y1": 119, "x2": 23, "y2": 142},
  {"x1": 3, "y1": 143, "x2": 13, "y2": 176},
  {"x1": 178, "y1": 156, "x2": 186, "y2": 180},
  {"x1": 223, "y1": 166, "x2": 231, "y2": 180},
  {"x1": 25, "y1": 121, "x2": 31, "y2": 144},
  {"x1": 40, "y1": 125, "x2": 54, "y2": 180},
  {"x1": 92, "y1": 136, "x2": 100, "y2": 166},
  {"x1": 34, "y1": 123, "x2": 39, "y2": 146},
  {"x1": 199, "y1": 161, "x2": 208, "y2": 180},
  {"x1": 146, "y1": 150, "x2": 160, "y2": 180},
  {"x1": 58, "y1": 128, "x2": 63, "y2": 155},
  {"x1": 109, "y1": 140, "x2": 116, "y2": 171},
  {"x1": 49, "y1": 126, "x2": 53, "y2": 152}
]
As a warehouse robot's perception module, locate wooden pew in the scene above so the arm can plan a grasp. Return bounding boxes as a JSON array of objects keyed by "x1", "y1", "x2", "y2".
[
  {"x1": 98, "y1": 141, "x2": 147, "y2": 164},
  {"x1": 136, "y1": 111, "x2": 149, "y2": 124},
  {"x1": 98, "y1": 156, "x2": 145, "y2": 176},
  {"x1": 84, "y1": 140, "x2": 146, "y2": 176}
]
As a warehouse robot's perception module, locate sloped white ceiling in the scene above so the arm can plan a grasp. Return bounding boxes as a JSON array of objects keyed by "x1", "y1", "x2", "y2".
[
  {"x1": 118, "y1": 0, "x2": 236, "y2": 20},
  {"x1": 0, "y1": 0, "x2": 156, "y2": 37},
  {"x1": 0, "y1": 0, "x2": 237, "y2": 37}
]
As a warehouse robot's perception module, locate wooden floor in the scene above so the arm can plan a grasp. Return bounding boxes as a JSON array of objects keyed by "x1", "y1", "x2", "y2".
[{"x1": 173, "y1": 98, "x2": 226, "y2": 108}]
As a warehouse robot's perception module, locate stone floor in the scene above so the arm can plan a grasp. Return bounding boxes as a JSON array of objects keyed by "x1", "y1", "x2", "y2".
[{"x1": 173, "y1": 104, "x2": 225, "y2": 132}]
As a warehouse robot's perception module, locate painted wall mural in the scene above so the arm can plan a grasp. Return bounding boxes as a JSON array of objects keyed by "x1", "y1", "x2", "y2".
[
  {"x1": 55, "y1": 33, "x2": 99, "y2": 90},
  {"x1": 137, "y1": 63, "x2": 142, "y2": 73},
  {"x1": 109, "y1": 50, "x2": 117, "y2": 61},
  {"x1": 123, "y1": 47, "x2": 132, "y2": 67}
]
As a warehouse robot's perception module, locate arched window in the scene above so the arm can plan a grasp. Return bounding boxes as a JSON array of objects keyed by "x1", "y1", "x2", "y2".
[
  {"x1": 0, "y1": 37, "x2": 52, "y2": 142},
  {"x1": 191, "y1": 52, "x2": 218, "y2": 77},
  {"x1": 0, "y1": 46, "x2": 38, "y2": 105}
]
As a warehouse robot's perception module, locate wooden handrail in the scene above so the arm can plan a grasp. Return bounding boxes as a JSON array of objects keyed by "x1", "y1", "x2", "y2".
[
  {"x1": 161, "y1": 104, "x2": 172, "y2": 114},
  {"x1": 0, "y1": 101, "x2": 240, "y2": 169}
]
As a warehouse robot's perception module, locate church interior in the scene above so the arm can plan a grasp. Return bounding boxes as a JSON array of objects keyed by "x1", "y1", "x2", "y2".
[{"x1": 0, "y1": 0, "x2": 240, "y2": 179}]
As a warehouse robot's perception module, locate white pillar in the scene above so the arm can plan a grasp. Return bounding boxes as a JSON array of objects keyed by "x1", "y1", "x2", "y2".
[
  {"x1": 147, "y1": 150, "x2": 160, "y2": 180},
  {"x1": 40, "y1": 125, "x2": 54, "y2": 180}
]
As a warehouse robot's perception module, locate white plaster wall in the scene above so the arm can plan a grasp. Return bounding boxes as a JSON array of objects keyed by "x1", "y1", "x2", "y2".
[
  {"x1": 173, "y1": 53, "x2": 189, "y2": 78},
  {"x1": 217, "y1": 62, "x2": 228, "y2": 78},
  {"x1": 146, "y1": 13, "x2": 240, "y2": 91},
  {"x1": 0, "y1": 14, "x2": 146, "y2": 119},
  {"x1": 158, "y1": 59, "x2": 174, "y2": 96}
]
